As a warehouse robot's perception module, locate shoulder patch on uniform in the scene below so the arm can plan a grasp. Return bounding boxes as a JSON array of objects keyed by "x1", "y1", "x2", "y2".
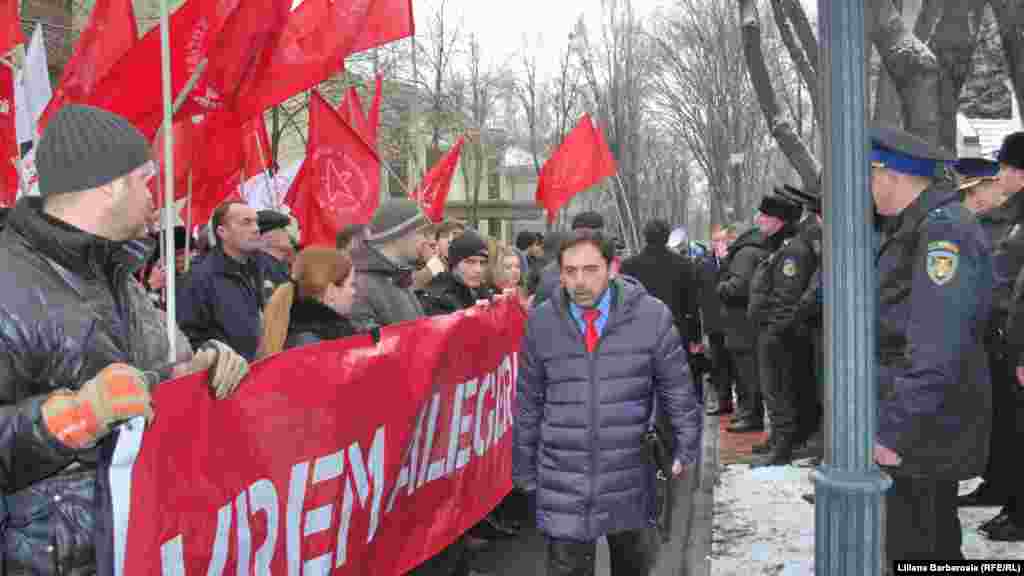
[
  {"x1": 782, "y1": 256, "x2": 798, "y2": 278},
  {"x1": 926, "y1": 241, "x2": 959, "y2": 285}
]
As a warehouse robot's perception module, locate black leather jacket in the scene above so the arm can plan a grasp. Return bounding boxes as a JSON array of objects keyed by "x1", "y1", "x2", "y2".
[{"x1": 0, "y1": 198, "x2": 191, "y2": 575}]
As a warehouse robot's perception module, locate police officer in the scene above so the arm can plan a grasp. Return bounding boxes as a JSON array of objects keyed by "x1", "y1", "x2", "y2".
[
  {"x1": 776, "y1": 184, "x2": 824, "y2": 452},
  {"x1": 871, "y1": 126, "x2": 993, "y2": 563},
  {"x1": 717, "y1": 225, "x2": 771, "y2": 433},
  {"x1": 747, "y1": 190, "x2": 814, "y2": 466},
  {"x1": 954, "y1": 157, "x2": 1005, "y2": 216},
  {"x1": 956, "y1": 135, "x2": 1024, "y2": 526}
]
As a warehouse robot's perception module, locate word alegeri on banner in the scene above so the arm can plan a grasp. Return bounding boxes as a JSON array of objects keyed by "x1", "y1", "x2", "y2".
[{"x1": 110, "y1": 296, "x2": 527, "y2": 575}]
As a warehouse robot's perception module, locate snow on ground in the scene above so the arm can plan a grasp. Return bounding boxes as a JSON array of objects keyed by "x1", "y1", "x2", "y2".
[{"x1": 710, "y1": 463, "x2": 1024, "y2": 575}]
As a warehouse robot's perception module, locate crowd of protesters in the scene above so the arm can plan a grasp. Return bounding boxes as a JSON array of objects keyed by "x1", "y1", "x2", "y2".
[{"x1": 2, "y1": 103, "x2": 1019, "y2": 575}]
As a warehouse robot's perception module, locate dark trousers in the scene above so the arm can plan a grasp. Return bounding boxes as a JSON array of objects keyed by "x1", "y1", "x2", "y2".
[
  {"x1": 708, "y1": 332, "x2": 734, "y2": 406},
  {"x1": 546, "y1": 530, "x2": 654, "y2": 576},
  {"x1": 983, "y1": 347, "x2": 1019, "y2": 497},
  {"x1": 757, "y1": 333, "x2": 798, "y2": 442},
  {"x1": 792, "y1": 329, "x2": 821, "y2": 443},
  {"x1": 730, "y1": 348, "x2": 761, "y2": 423},
  {"x1": 885, "y1": 476, "x2": 962, "y2": 564}
]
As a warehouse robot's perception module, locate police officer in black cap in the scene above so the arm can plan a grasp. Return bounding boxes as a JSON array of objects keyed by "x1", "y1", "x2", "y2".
[
  {"x1": 776, "y1": 183, "x2": 824, "y2": 453},
  {"x1": 747, "y1": 189, "x2": 815, "y2": 466},
  {"x1": 871, "y1": 126, "x2": 993, "y2": 564}
]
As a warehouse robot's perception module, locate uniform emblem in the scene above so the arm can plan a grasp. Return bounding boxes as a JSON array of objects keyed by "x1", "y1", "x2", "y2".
[
  {"x1": 782, "y1": 257, "x2": 798, "y2": 278},
  {"x1": 926, "y1": 241, "x2": 959, "y2": 285}
]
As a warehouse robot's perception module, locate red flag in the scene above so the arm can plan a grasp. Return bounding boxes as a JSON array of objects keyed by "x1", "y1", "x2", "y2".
[
  {"x1": 177, "y1": 0, "x2": 292, "y2": 117},
  {"x1": 535, "y1": 113, "x2": 618, "y2": 223},
  {"x1": 0, "y1": 65, "x2": 17, "y2": 206},
  {"x1": 241, "y1": 115, "x2": 275, "y2": 180},
  {"x1": 343, "y1": 85, "x2": 371, "y2": 144},
  {"x1": 285, "y1": 91, "x2": 380, "y2": 247},
  {"x1": 367, "y1": 74, "x2": 383, "y2": 146},
  {"x1": 0, "y1": 0, "x2": 24, "y2": 56},
  {"x1": 39, "y1": 0, "x2": 137, "y2": 131},
  {"x1": 413, "y1": 137, "x2": 464, "y2": 223},
  {"x1": 86, "y1": 0, "x2": 289, "y2": 137},
  {"x1": 180, "y1": 170, "x2": 243, "y2": 228},
  {"x1": 150, "y1": 120, "x2": 196, "y2": 203},
  {"x1": 235, "y1": 0, "x2": 414, "y2": 120}
]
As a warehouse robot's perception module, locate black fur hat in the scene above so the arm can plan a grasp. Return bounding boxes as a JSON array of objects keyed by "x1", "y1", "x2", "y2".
[{"x1": 997, "y1": 132, "x2": 1024, "y2": 169}]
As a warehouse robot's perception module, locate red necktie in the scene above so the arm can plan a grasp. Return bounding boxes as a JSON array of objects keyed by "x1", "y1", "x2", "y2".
[{"x1": 583, "y1": 309, "x2": 601, "y2": 353}]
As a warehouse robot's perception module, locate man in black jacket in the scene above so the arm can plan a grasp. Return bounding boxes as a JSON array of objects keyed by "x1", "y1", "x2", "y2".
[
  {"x1": 621, "y1": 220, "x2": 701, "y2": 353},
  {"x1": 700, "y1": 226, "x2": 735, "y2": 415},
  {"x1": 0, "y1": 105, "x2": 248, "y2": 575},
  {"x1": 177, "y1": 201, "x2": 267, "y2": 361},
  {"x1": 717, "y1": 226, "x2": 770, "y2": 433}
]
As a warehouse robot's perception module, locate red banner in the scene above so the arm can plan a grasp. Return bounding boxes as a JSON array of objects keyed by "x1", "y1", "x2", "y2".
[{"x1": 111, "y1": 297, "x2": 526, "y2": 575}]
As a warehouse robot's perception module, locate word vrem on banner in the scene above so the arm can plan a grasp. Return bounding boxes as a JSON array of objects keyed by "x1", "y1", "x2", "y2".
[{"x1": 157, "y1": 354, "x2": 517, "y2": 576}]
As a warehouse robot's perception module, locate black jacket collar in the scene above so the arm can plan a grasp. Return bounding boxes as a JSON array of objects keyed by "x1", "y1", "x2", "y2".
[
  {"x1": 7, "y1": 197, "x2": 153, "y2": 281},
  {"x1": 288, "y1": 298, "x2": 355, "y2": 341}
]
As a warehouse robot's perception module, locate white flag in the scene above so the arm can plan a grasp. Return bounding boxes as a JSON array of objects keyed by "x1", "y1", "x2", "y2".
[
  {"x1": 243, "y1": 160, "x2": 301, "y2": 212},
  {"x1": 23, "y1": 24, "x2": 51, "y2": 130},
  {"x1": 13, "y1": 68, "x2": 30, "y2": 146}
]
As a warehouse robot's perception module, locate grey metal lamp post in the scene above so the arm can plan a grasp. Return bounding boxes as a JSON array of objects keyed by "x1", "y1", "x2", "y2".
[{"x1": 813, "y1": 1, "x2": 893, "y2": 574}]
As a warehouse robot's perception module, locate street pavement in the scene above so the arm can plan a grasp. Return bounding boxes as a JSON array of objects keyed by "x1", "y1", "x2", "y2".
[{"x1": 461, "y1": 415, "x2": 712, "y2": 576}]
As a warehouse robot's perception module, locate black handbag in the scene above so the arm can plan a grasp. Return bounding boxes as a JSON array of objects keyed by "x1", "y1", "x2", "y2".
[{"x1": 644, "y1": 424, "x2": 673, "y2": 543}]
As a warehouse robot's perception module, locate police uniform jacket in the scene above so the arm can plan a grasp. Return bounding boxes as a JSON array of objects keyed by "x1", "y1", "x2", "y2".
[
  {"x1": 876, "y1": 181, "x2": 993, "y2": 479},
  {"x1": 716, "y1": 229, "x2": 770, "y2": 351},
  {"x1": 747, "y1": 223, "x2": 816, "y2": 339}
]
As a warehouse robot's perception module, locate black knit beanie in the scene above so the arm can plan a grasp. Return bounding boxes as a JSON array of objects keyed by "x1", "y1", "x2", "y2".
[
  {"x1": 36, "y1": 105, "x2": 151, "y2": 198},
  {"x1": 448, "y1": 230, "x2": 489, "y2": 271},
  {"x1": 759, "y1": 195, "x2": 802, "y2": 222}
]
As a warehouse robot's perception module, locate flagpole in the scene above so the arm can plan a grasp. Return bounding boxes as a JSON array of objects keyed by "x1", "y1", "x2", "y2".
[
  {"x1": 158, "y1": 0, "x2": 177, "y2": 364},
  {"x1": 184, "y1": 170, "x2": 192, "y2": 273},
  {"x1": 612, "y1": 173, "x2": 640, "y2": 254},
  {"x1": 252, "y1": 128, "x2": 276, "y2": 209}
]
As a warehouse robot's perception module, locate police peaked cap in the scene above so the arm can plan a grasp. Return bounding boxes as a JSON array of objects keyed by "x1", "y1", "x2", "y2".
[
  {"x1": 776, "y1": 184, "x2": 821, "y2": 215},
  {"x1": 258, "y1": 210, "x2": 291, "y2": 235},
  {"x1": 758, "y1": 193, "x2": 802, "y2": 222},
  {"x1": 997, "y1": 132, "x2": 1024, "y2": 170},
  {"x1": 870, "y1": 126, "x2": 953, "y2": 178},
  {"x1": 953, "y1": 157, "x2": 1000, "y2": 191}
]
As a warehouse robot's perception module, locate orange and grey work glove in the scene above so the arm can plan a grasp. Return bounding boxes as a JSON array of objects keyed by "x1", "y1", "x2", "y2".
[
  {"x1": 41, "y1": 363, "x2": 154, "y2": 450},
  {"x1": 189, "y1": 340, "x2": 249, "y2": 399}
]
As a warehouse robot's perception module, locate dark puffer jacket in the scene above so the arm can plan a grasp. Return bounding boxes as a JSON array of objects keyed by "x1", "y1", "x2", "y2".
[
  {"x1": 418, "y1": 272, "x2": 495, "y2": 316},
  {"x1": 716, "y1": 229, "x2": 770, "y2": 351},
  {"x1": 0, "y1": 198, "x2": 192, "y2": 575},
  {"x1": 513, "y1": 276, "x2": 702, "y2": 541}
]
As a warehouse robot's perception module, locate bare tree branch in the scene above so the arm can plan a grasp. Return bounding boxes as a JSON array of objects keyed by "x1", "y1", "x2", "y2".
[
  {"x1": 769, "y1": 0, "x2": 820, "y2": 123},
  {"x1": 738, "y1": 0, "x2": 820, "y2": 191}
]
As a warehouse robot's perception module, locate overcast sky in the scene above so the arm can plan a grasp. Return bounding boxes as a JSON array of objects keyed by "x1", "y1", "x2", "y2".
[{"x1": 410, "y1": 0, "x2": 670, "y2": 79}]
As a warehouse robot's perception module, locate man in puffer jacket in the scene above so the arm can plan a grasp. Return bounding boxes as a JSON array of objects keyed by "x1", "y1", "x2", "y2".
[
  {"x1": 514, "y1": 229, "x2": 702, "y2": 575},
  {"x1": 0, "y1": 105, "x2": 250, "y2": 575}
]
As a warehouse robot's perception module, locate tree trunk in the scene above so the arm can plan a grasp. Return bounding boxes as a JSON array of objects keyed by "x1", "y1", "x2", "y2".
[
  {"x1": 738, "y1": 0, "x2": 821, "y2": 191},
  {"x1": 988, "y1": 1, "x2": 1024, "y2": 121},
  {"x1": 867, "y1": 0, "x2": 943, "y2": 145}
]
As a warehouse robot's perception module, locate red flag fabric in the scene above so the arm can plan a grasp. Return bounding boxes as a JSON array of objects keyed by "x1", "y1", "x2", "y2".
[
  {"x1": 0, "y1": 0, "x2": 24, "y2": 56},
  {"x1": 180, "y1": 170, "x2": 243, "y2": 228},
  {"x1": 367, "y1": 74, "x2": 383, "y2": 146},
  {"x1": 235, "y1": 0, "x2": 414, "y2": 120},
  {"x1": 176, "y1": 0, "x2": 292, "y2": 117},
  {"x1": 115, "y1": 296, "x2": 524, "y2": 576},
  {"x1": 0, "y1": 65, "x2": 17, "y2": 206},
  {"x1": 151, "y1": 119, "x2": 196, "y2": 203},
  {"x1": 241, "y1": 115, "x2": 275, "y2": 180},
  {"x1": 413, "y1": 137, "x2": 464, "y2": 223},
  {"x1": 285, "y1": 91, "x2": 380, "y2": 247},
  {"x1": 344, "y1": 85, "x2": 371, "y2": 145},
  {"x1": 86, "y1": 0, "x2": 289, "y2": 137},
  {"x1": 535, "y1": 113, "x2": 618, "y2": 223},
  {"x1": 39, "y1": 0, "x2": 137, "y2": 131}
]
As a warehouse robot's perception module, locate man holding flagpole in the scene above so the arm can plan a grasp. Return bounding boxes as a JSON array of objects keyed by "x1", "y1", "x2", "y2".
[{"x1": 0, "y1": 105, "x2": 250, "y2": 575}]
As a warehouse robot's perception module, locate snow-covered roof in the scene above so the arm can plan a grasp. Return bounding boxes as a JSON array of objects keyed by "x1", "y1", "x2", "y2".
[{"x1": 503, "y1": 146, "x2": 534, "y2": 168}]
